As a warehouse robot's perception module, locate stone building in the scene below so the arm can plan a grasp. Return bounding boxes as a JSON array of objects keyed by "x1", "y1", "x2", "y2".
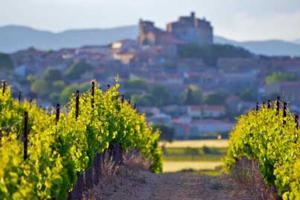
[
  {"x1": 138, "y1": 20, "x2": 179, "y2": 46},
  {"x1": 167, "y1": 12, "x2": 213, "y2": 45},
  {"x1": 138, "y1": 12, "x2": 213, "y2": 46}
]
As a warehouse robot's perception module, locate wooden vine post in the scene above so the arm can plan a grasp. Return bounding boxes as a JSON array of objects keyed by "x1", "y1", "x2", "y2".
[
  {"x1": 23, "y1": 111, "x2": 29, "y2": 160},
  {"x1": 283, "y1": 102, "x2": 287, "y2": 125},
  {"x1": 276, "y1": 96, "x2": 280, "y2": 115},
  {"x1": 295, "y1": 114, "x2": 299, "y2": 129},
  {"x1": 91, "y1": 81, "x2": 100, "y2": 186},
  {"x1": 55, "y1": 104, "x2": 60, "y2": 124},
  {"x1": 84, "y1": 82, "x2": 96, "y2": 190},
  {"x1": 267, "y1": 100, "x2": 271, "y2": 109},
  {"x1": 256, "y1": 102, "x2": 259, "y2": 111},
  {"x1": 69, "y1": 91, "x2": 83, "y2": 199},
  {"x1": 18, "y1": 91, "x2": 22, "y2": 103},
  {"x1": 75, "y1": 90, "x2": 80, "y2": 120},
  {"x1": 2, "y1": 80, "x2": 6, "y2": 94},
  {"x1": 91, "y1": 81, "x2": 95, "y2": 108}
]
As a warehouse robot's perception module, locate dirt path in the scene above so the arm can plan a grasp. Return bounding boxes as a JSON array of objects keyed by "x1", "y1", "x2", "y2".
[{"x1": 85, "y1": 166, "x2": 256, "y2": 200}]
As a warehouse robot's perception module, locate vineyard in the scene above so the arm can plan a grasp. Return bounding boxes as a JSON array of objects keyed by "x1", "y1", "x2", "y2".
[
  {"x1": 0, "y1": 81, "x2": 162, "y2": 200},
  {"x1": 225, "y1": 99, "x2": 300, "y2": 199},
  {"x1": 1, "y1": 78, "x2": 300, "y2": 200}
]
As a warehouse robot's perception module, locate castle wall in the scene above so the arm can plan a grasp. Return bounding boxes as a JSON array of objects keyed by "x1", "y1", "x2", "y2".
[{"x1": 139, "y1": 12, "x2": 213, "y2": 46}]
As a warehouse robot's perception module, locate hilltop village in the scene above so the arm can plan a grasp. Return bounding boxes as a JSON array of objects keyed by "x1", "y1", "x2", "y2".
[{"x1": 1, "y1": 12, "x2": 300, "y2": 140}]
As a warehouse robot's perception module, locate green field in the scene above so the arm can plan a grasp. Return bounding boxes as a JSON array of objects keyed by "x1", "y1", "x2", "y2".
[
  {"x1": 159, "y1": 139, "x2": 229, "y2": 148},
  {"x1": 163, "y1": 161, "x2": 223, "y2": 173},
  {"x1": 161, "y1": 140, "x2": 227, "y2": 173}
]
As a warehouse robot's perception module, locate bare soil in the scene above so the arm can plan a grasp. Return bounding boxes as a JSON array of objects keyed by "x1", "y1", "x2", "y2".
[{"x1": 84, "y1": 166, "x2": 257, "y2": 200}]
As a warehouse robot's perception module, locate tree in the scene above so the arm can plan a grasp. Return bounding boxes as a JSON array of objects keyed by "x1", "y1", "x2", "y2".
[
  {"x1": 150, "y1": 84, "x2": 170, "y2": 106},
  {"x1": 59, "y1": 83, "x2": 89, "y2": 104},
  {"x1": 124, "y1": 77, "x2": 148, "y2": 91},
  {"x1": 31, "y1": 79, "x2": 48, "y2": 98},
  {"x1": 49, "y1": 93, "x2": 60, "y2": 104},
  {"x1": 183, "y1": 85, "x2": 202, "y2": 105},
  {"x1": 240, "y1": 88, "x2": 257, "y2": 101},
  {"x1": 203, "y1": 93, "x2": 227, "y2": 105},
  {"x1": 131, "y1": 94, "x2": 153, "y2": 107},
  {"x1": 43, "y1": 68, "x2": 62, "y2": 81},
  {"x1": 27, "y1": 74, "x2": 36, "y2": 83},
  {"x1": 153, "y1": 124, "x2": 175, "y2": 142},
  {"x1": 265, "y1": 72, "x2": 297, "y2": 85},
  {"x1": 64, "y1": 61, "x2": 93, "y2": 80},
  {"x1": 178, "y1": 44, "x2": 252, "y2": 66},
  {"x1": 52, "y1": 80, "x2": 65, "y2": 91},
  {"x1": 0, "y1": 53, "x2": 13, "y2": 71}
]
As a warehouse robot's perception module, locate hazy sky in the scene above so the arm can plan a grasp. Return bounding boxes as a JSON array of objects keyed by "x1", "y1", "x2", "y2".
[{"x1": 0, "y1": 0, "x2": 300, "y2": 41}]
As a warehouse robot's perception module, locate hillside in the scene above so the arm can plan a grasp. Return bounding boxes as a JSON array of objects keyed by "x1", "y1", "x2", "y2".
[
  {"x1": 0, "y1": 25, "x2": 137, "y2": 52},
  {"x1": 0, "y1": 53, "x2": 13, "y2": 70},
  {"x1": 1, "y1": 25, "x2": 300, "y2": 56},
  {"x1": 236, "y1": 40, "x2": 300, "y2": 57},
  {"x1": 215, "y1": 36, "x2": 300, "y2": 57}
]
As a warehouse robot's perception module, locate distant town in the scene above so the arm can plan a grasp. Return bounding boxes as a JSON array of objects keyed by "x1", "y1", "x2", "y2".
[{"x1": 1, "y1": 12, "x2": 300, "y2": 140}]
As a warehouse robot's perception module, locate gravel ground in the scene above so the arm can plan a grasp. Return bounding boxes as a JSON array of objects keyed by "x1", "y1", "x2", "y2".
[{"x1": 84, "y1": 166, "x2": 257, "y2": 200}]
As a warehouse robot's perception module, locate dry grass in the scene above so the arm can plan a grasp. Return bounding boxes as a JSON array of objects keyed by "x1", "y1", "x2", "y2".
[
  {"x1": 163, "y1": 161, "x2": 223, "y2": 172},
  {"x1": 159, "y1": 139, "x2": 229, "y2": 148},
  {"x1": 231, "y1": 158, "x2": 279, "y2": 200}
]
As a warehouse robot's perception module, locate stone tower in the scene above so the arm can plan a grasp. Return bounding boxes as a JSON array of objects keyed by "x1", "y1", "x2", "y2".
[
  {"x1": 166, "y1": 12, "x2": 213, "y2": 45},
  {"x1": 138, "y1": 19, "x2": 160, "y2": 45}
]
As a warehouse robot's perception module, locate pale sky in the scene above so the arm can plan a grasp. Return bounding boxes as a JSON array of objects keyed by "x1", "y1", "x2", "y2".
[{"x1": 0, "y1": 0, "x2": 300, "y2": 41}]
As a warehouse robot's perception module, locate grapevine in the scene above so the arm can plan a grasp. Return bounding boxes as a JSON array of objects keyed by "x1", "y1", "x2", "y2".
[
  {"x1": 0, "y1": 81, "x2": 162, "y2": 200},
  {"x1": 225, "y1": 100, "x2": 300, "y2": 199}
]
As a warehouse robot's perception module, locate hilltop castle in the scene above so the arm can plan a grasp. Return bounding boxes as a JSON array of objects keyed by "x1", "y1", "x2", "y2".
[{"x1": 139, "y1": 12, "x2": 213, "y2": 46}]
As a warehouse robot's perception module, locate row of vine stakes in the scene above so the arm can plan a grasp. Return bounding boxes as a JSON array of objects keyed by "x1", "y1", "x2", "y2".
[{"x1": 0, "y1": 80, "x2": 135, "y2": 161}]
